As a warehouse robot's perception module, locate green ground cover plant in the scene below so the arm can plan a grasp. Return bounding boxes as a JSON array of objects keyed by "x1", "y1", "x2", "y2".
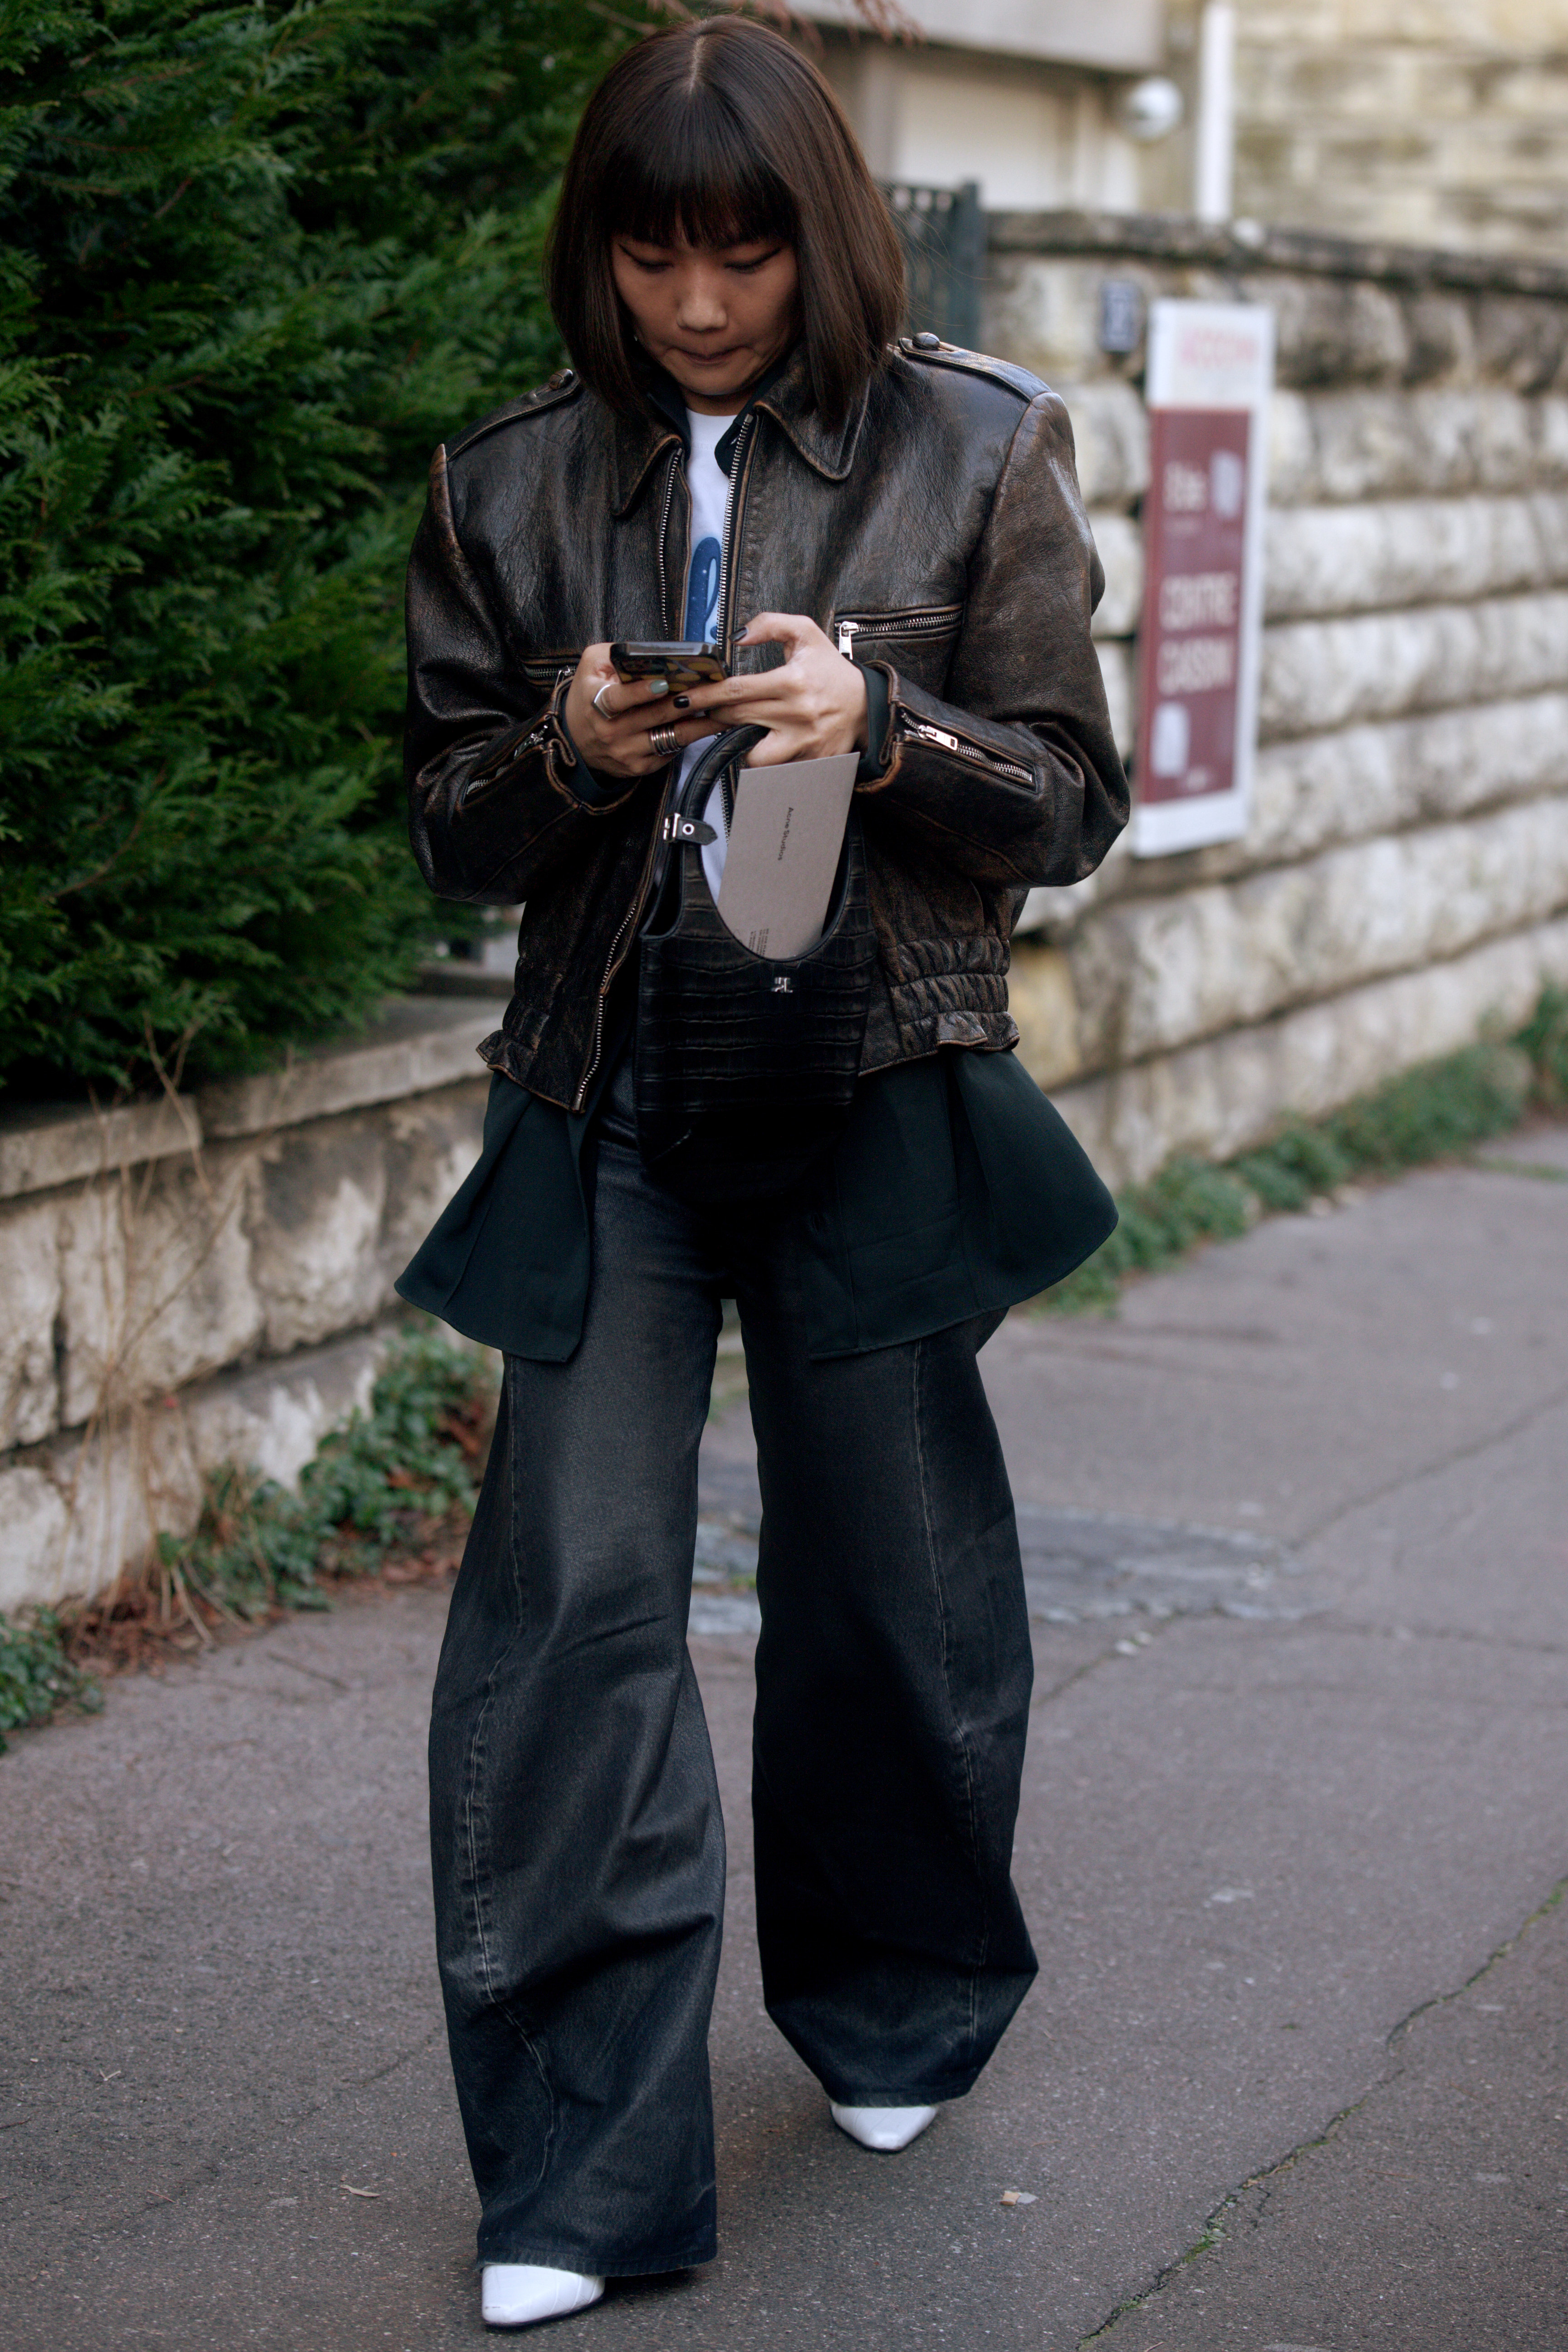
[
  {"x1": 4, "y1": 996, "x2": 1564, "y2": 1744},
  {"x1": 1041, "y1": 1004, "x2": 1559, "y2": 1315},
  {"x1": 156, "y1": 1321, "x2": 495, "y2": 1619},
  {"x1": 0, "y1": 1321, "x2": 494, "y2": 1748},
  {"x1": 0, "y1": 0, "x2": 641, "y2": 1097},
  {"x1": 0, "y1": 1606, "x2": 102, "y2": 1751}
]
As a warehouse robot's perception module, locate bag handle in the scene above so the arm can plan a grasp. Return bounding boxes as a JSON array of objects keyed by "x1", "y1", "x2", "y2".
[{"x1": 663, "y1": 725, "x2": 767, "y2": 844}]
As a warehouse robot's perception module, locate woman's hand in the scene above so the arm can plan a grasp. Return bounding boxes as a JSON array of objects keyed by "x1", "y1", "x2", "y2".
[
  {"x1": 563, "y1": 617, "x2": 867, "y2": 779},
  {"x1": 690, "y1": 614, "x2": 868, "y2": 767},
  {"x1": 562, "y1": 646, "x2": 689, "y2": 780}
]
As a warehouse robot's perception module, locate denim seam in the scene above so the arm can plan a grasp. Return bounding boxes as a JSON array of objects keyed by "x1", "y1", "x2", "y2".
[
  {"x1": 909, "y1": 1335, "x2": 985, "y2": 2068},
  {"x1": 457, "y1": 1387, "x2": 557, "y2": 2200}
]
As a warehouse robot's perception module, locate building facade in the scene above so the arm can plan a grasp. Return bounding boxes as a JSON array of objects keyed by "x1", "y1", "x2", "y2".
[{"x1": 807, "y1": 0, "x2": 1568, "y2": 256}]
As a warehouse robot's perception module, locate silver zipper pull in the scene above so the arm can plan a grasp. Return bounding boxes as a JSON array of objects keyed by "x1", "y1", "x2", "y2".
[
  {"x1": 837, "y1": 619, "x2": 860, "y2": 661},
  {"x1": 912, "y1": 720, "x2": 961, "y2": 752}
]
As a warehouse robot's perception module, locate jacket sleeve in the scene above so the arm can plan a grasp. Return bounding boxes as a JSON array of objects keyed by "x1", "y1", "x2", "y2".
[
  {"x1": 858, "y1": 389, "x2": 1129, "y2": 890},
  {"x1": 404, "y1": 444, "x2": 639, "y2": 906}
]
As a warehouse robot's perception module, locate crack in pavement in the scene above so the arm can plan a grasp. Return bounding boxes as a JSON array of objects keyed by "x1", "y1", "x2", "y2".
[
  {"x1": 1295, "y1": 1375, "x2": 1568, "y2": 1552},
  {"x1": 36, "y1": 2020, "x2": 449, "y2": 2256},
  {"x1": 1075, "y1": 1872, "x2": 1568, "y2": 2347}
]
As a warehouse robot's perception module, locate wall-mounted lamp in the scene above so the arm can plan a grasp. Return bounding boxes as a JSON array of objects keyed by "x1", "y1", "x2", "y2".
[{"x1": 1120, "y1": 75, "x2": 1185, "y2": 142}]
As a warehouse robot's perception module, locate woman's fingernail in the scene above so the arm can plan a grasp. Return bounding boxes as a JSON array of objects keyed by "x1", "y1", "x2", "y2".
[
  {"x1": 673, "y1": 694, "x2": 691, "y2": 710},
  {"x1": 647, "y1": 677, "x2": 667, "y2": 696}
]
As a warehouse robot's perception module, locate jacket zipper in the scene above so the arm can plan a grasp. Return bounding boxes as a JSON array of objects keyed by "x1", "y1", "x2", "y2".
[
  {"x1": 570, "y1": 810, "x2": 668, "y2": 1114},
  {"x1": 655, "y1": 447, "x2": 679, "y2": 630},
  {"x1": 461, "y1": 715, "x2": 553, "y2": 804},
  {"x1": 569, "y1": 444, "x2": 684, "y2": 1112},
  {"x1": 710, "y1": 414, "x2": 756, "y2": 829},
  {"x1": 570, "y1": 415, "x2": 759, "y2": 1112},
  {"x1": 715, "y1": 415, "x2": 757, "y2": 656},
  {"x1": 900, "y1": 716, "x2": 1034, "y2": 789},
  {"x1": 835, "y1": 606, "x2": 962, "y2": 658}
]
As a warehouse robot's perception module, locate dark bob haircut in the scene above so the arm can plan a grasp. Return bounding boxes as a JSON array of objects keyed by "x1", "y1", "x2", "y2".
[{"x1": 545, "y1": 16, "x2": 905, "y2": 425}]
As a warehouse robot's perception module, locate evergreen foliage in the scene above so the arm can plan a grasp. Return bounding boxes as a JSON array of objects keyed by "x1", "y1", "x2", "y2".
[{"x1": 0, "y1": 0, "x2": 642, "y2": 1095}]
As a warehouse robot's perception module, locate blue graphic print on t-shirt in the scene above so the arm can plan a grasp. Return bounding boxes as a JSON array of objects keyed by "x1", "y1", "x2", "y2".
[{"x1": 684, "y1": 538, "x2": 720, "y2": 642}]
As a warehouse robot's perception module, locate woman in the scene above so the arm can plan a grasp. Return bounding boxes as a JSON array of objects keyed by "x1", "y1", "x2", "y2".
[{"x1": 400, "y1": 16, "x2": 1126, "y2": 2330}]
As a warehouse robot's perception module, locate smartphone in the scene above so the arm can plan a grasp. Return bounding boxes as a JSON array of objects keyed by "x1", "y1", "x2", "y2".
[{"x1": 610, "y1": 640, "x2": 728, "y2": 689}]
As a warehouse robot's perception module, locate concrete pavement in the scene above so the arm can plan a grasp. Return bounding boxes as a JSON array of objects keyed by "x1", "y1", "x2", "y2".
[{"x1": 2, "y1": 1132, "x2": 1565, "y2": 2349}]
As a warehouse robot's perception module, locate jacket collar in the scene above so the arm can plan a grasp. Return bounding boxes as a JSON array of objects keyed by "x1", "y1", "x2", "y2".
[
  {"x1": 752, "y1": 344, "x2": 868, "y2": 484},
  {"x1": 608, "y1": 344, "x2": 867, "y2": 514}
]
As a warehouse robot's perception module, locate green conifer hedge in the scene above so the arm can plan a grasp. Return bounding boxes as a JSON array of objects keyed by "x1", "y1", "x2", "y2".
[{"x1": 0, "y1": 0, "x2": 639, "y2": 1096}]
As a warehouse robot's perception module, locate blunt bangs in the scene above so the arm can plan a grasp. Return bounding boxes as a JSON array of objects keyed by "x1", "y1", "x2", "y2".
[
  {"x1": 547, "y1": 18, "x2": 905, "y2": 426},
  {"x1": 604, "y1": 87, "x2": 797, "y2": 256}
]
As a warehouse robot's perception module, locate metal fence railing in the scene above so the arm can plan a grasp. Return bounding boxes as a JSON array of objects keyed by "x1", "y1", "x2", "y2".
[{"x1": 880, "y1": 180, "x2": 985, "y2": 349}]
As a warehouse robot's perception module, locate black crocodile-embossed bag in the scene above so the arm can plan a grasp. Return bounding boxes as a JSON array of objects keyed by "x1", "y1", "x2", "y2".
[{"x1": 635, "y1": 727, "x2": 875, "y2": 1205}]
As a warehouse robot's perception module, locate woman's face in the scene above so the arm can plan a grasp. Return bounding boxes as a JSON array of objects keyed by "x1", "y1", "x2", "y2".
[{"x1": 611, "y1": 234, "x2": 799, "y2": 415}]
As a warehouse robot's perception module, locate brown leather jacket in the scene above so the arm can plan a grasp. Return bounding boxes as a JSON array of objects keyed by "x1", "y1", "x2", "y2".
[{"x1": 405, "y1": 338, "x2": 1128, "y2": 1112}]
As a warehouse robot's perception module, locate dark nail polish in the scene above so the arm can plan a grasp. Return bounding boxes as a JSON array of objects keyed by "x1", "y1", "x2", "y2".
[{"x1": 673, "y1": 694, "x2": 691, "y2": 710}]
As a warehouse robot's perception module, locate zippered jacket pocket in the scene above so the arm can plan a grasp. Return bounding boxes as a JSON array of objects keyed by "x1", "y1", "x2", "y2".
[{"x1": 832, "y1": 602, "x2": 963, "y2": 681}]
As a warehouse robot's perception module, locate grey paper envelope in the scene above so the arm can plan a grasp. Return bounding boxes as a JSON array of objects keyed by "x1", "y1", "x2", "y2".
[{"x1": 714, "y1": 752, "x2": 859, "y2": 960}]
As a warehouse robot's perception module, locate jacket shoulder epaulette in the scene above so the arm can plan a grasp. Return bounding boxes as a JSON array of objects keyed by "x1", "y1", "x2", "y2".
[
  {"x1": 896, "y1": 338, "x2": 1048, "y2": 406},
  {"x1": 445, "y1": 369, "x2": 584, "y2": 463}
]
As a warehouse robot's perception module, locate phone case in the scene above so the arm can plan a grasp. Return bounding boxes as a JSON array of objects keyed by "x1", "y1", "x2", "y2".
[{"x1": 611, "y1": 641, "x2": 727, "y2": 689}]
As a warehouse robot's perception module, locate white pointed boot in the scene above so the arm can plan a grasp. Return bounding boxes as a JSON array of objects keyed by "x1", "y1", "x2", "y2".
[
  {"x1": 481, "y1": 2264, "x2": 605, "y2": 2328},
  {"x1": 829, "y1": 2102, "x2": 938, "y2": 2152}
]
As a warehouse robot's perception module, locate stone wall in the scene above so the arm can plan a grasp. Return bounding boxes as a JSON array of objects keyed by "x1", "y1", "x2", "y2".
[
  {"x1": 0, "y1": 999, "x2": 492, "y2": 1614},
  {"x1": 1223, "y1": 0, "x2": 1568, "y2": 259},
  {"x1": 11, "y1": 209, "x2": 1568, "y2": 1612},
  {"x1": 989, "y1": 211, "x2": 1568, "y2": 1184}
]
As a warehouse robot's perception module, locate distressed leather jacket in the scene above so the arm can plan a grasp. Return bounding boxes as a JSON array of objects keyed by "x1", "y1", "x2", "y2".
[{"x1": 405, "y1": 338, "x2": 1128, "y2": 1112}]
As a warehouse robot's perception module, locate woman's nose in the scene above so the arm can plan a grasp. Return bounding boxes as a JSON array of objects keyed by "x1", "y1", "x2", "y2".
[{"x1": 674, "y1": 274, "x2": 727, "y2": 331}]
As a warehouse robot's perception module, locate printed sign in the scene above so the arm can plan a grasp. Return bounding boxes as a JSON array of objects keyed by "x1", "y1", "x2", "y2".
[{"x1": 1132, "y1": 300, "x2": 1274, "y2": 857}]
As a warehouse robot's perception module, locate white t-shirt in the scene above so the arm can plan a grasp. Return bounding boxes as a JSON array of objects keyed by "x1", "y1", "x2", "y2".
[{"x1": 678, "y1": 407, "x2": 733, "y2": 898}]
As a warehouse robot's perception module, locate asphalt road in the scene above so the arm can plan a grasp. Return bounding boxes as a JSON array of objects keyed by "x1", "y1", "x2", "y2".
[{"x1": 2, "y1": 1130, "x2": 1565, "y2": 2350}]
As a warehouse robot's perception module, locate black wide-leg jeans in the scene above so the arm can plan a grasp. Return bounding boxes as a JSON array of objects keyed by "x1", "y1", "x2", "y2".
[{"x1": 428, "y1": 1132, "x2": 1038, "y2": 2278}]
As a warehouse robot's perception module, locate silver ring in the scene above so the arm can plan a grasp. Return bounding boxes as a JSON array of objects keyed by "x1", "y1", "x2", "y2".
[
  {"x1": 648, "y1": 724, "x2": 681, "y2": 758},
  {"x1": 591, "y1": 682, "x2": 616, "y2": 718}
]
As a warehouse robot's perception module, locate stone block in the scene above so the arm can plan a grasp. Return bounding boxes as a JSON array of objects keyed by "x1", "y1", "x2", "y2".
[
  {"x1": 1095, "y1": 638, "x2": 1134, "y2": 757},
  {"x1": 984, "y1": 257, "x2": 1105, "y2": 389},
  {"x1": 1070, "y1": 797, "x2": 1568, "y2": 1068},
  {"x1": 1241, "y1": 271, "x2": 1410, "y2": 388},
  {"x1": 381, "y1": 1083, "x2": 488, "y2": 1279},
  {"x1": 3, "y1": 1402, "x2": 204, "y2": 1614},
  {"x1": 1264, "y1": 491, "x2": 1568, "y2": 619},
  {"x1": 181, "y1": 1327, "x2": 390, "y2": 1497},
  {"x1": 1054, "y1": 914, "x2": 1568, "y2": 1191},
  {"x1": 1401, "y1": 293, "x2": 1475, "y2": 385},
  {"x1": 1259, "y1": 589, "x2": 1568, "y2": 737},
  {"x1": 246, "y1": 1114, "x2": 390, "y2": 1355},
  {"x1": 200, "y1": 992, "x2": 495, "y2": 1140},
  {"x1": 1059, "y1": 380, "x2": 1149, "y2": 509},
  {"x1": 1474, "y1": 296, "x2": 1568, "y2": 393},
  {"x1": 1243, "y1": 695, "x2": 1568, "y2": 869},
  {"x1": 1088, "y1": 509, "x2": 1143, "y2": 637},
  {"x1": 0, "y1": 1093, "x2": 198, "y2": 1205},
  {"x1": 54, "y1": 1154, "x2": 262, "y2": 1431},
  {"x1": 0, "y1": 1326, "x2": 407, "y2": 1612},
  {"x1": 1006, "y1": 946, "x2": 1083, "y2": 1089},
  {"x1": 1267, "y1": 388, "x2": 1568, "y2": 507},
  {"x1": 0, "y1": 1465, "x2": 70, "y2": 1615},
  {"x1": 0, "y1": 1197, "x2": 62, "y2": 1449}
]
